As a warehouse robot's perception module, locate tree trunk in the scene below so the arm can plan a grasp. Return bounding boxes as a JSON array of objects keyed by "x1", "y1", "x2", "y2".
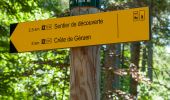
[
  {"x1": 114, "y1": 44, "x2": 121, "y2": 89},
  {"x1": 130, "y1": 42, "x2": 140, "y2": 99},
  {"x1": 142, "y1": 43, "x2": 147, "y2": 72},
  {"x1": 129, "y1": 0, "x2": 144, "y2": 98},
  {"x1": 70, "y1": 7, "x2": 100, "y2": 100},
  {"x1": 147, "y1": 4, "x2": 153, "y2": 81},
  {"x1": 147, "y1": 41, "x2": 153, "y2": 81},
  {"x1": 103, "y1": 44, "x2": 121, "y2": 100},
  {"x1": 121, "y1": 44, "x2": 125, "y2": 68},
  {"x1": 103, "y1": 44, "x2": 116, "y2": 100}
]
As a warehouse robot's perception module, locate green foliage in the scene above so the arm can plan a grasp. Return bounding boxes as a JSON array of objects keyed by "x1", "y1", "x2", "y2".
[
  {"x1": 138, "y1": 46, "x2": 170, "y2": 100},
  {"x1": 0, "y1": 50, "x2": 70, "y2": 99}
]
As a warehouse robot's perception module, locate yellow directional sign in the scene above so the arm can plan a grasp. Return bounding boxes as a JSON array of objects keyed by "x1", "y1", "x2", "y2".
[{"x1": 10, "y1": 7, "x2": 150, "y2": 53}]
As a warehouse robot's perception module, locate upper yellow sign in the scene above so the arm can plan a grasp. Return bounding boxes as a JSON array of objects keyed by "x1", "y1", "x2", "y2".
[{"x1": 10, "y1": 7, "x2": 150, "y2": 53}]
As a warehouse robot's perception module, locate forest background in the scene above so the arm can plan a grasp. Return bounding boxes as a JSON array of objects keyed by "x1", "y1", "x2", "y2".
[{"x1": 0, "y1": 0, "x2": 170, "y2": 100}]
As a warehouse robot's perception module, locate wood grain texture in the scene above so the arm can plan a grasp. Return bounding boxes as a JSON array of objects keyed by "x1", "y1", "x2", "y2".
[
  {"x1": 70, "y1": 7, "x2": 100, "y2": 100},
  {"x1": 70, "y1": 46, "x2": 100, "y2": 100}
]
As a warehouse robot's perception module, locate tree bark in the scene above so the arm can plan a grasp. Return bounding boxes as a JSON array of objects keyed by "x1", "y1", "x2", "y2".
[
  {"x1": 114, "y1": 44, "x2": 121, "y2": 89},
  {"x1": 103, "y1": 44, "x2": 121, "y2": 100},
  {"x1": 130, "y1": 42, "x2": 140, "y2": 98},
  {"x1": 147, "y1": 3, "x2": 153, "y2": 81},
  {"x1": 147, "y1": 41, "x2": 153, "y2": 81},
  {"x1": 70, "y1": 7, "x2": 100, "y2": 100},
  {"x1": 103, "y1": 44, "x2": 116, "y2": 100},
  {"x1": 142, "y1": 43, "x2": 147, "y2": 72},
  {"x1": 129, "y1": 0, "x2": 144, "y2": 98}
]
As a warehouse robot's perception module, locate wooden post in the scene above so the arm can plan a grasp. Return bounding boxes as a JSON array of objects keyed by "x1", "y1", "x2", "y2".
[{"x1": 70, "y1": 7, "x2": 100, "y2": 100}]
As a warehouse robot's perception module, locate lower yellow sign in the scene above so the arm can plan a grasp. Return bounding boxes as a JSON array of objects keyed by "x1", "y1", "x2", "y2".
[{"x1": 10, "y1": 7, "x2": 150, "y2": 53}]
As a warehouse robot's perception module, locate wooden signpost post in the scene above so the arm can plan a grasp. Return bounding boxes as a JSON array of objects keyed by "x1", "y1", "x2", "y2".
[
  {"x1": 10, "y1": 0, "x2": 150, "y2": 100},
  {"x1": 70, "y1": 6, "x2": 100, "y2": 100}
]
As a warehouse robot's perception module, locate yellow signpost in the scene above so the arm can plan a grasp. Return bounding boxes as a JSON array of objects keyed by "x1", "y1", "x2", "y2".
[{"x1": 10, "y1": 7, "x2": 149, "y2": 53}]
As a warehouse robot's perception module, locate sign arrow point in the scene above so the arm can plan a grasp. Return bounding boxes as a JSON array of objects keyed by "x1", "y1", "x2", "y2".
[{"x1": 10, "y1": 23, "x2": 18, "y2": 53}]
